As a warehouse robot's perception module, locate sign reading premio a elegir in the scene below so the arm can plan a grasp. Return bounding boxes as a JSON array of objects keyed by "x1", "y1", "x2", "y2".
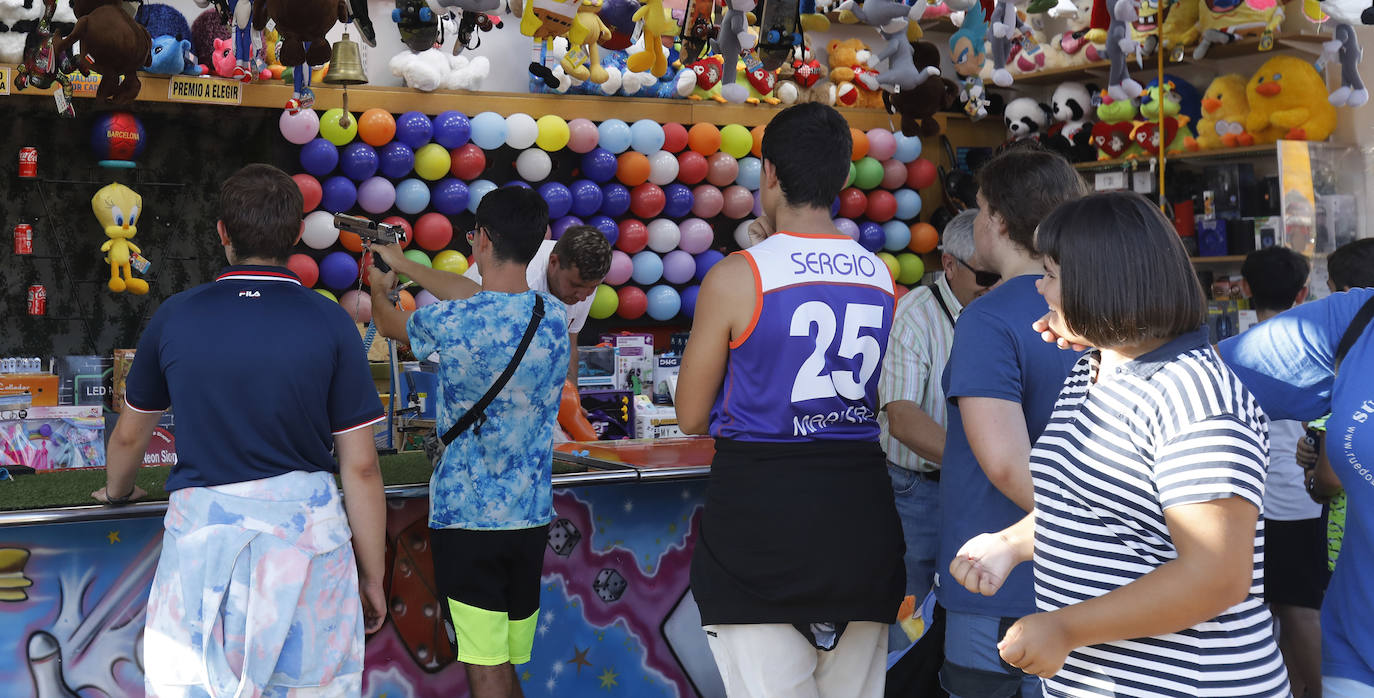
[{"x1": 167, "y1": 76, "x2": 243, "y2": 105}]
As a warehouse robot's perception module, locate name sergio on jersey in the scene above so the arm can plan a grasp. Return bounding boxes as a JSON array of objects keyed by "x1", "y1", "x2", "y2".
[{"x1": 790, "y1": 251, "x2": 879, "y2": 278}]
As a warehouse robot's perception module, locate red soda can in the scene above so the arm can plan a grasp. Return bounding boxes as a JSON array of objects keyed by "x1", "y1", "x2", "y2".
[
  {"x1": 18, "y1": 148, "x2": 38, "y2": 179},
  {"x1": 14, "y1": 224, "x2": 33, "y2": 255},
  {"x1": 27, "y1": 285, "x2": 46, "y2": 316}
]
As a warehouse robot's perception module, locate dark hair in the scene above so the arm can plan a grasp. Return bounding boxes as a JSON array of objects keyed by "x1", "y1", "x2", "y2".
[
  {"x1": 977, "y1": 148, "x2": 1084, "y2": 255},
  {"x1": 476, "y1": 186, "x2": 549, "y2": 265},
  {"x1": 1241, "y1": 247, "x2": 1309, "y2": 311},
  {"x1": 760, "y1": 103, "x2": 852, "y2": 210},
  {"x1": 1329, "y1": 238, "x2": 1374, "y2": 290},
  {"x1": 219, "y1": 164, "x2": 303, "y2": 263},
  {"x1": 552, "y1": 226, "x2": 612, "y2": 281},
  {"x1": 1036, "y1": 191, "x2": 1206, "y2": 347}
]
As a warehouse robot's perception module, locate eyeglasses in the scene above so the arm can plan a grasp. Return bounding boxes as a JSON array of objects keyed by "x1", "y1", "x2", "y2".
[
  {"x1": 956, "y1": 257, "x2": 1001, "y2": 287},
  {"x1": 466, "y1": 226, "x2": 485, "y2": 245}
]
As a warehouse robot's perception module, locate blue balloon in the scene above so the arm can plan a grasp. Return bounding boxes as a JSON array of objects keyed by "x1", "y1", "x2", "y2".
[
  {"x1": 395, "y1": 111, "x2": 433, "y2": 149},
  {"x1": 539, "y1": 182, "x2": 573, "y2": 219},
  {"x1": 646, "y1": 284, "x2": 681, "y2": 321},
  {"x1": 597, "y1": 119, "x2": 632, "y2": 154},
  {"x1": 829, "y1": 197, "x2": 840, "y2": 217},
  {"x1": 894, "y1": 189, "x2": 922, "y2": 221},
  {"x1": 300, "y1": 138, "x2": 339, "y2": 176},
  {"x1": 600, "y1": 183, "x2": 631, "y2": 217},
  {"x1": 377, "y1": 142, "x2": 414, "y2": 179},
  {"x1": 470, "y1": 111, "x2": 508, "y2": 150},
  {"x1": 551, "y1": 215, "x2": 584, "y2": 239},
  {"x1": 680, "y1": 284, "x2": 700, "y2": 317},
  {"x1": 339, "y1": 142, "x2": 379, "y2": 181},
  {"x1": 882, "y1": 220, "x2": 911, "y2": 251},
  {"x1": 504, "y1": 180, "x2": 532, "y2": 189},
  {"x1": 736, "y1": 157, "x2": 762, "y2": 191},
  {"x1": 395, "y1": 178, "x2": 430, "y2": 214},
  {"x1": 433, "y1": 111, "x2": 471, "y2": 149},
  {"x1": 858, "y1": 222, "x2": 885, "y2": 252},
  {"x1": 629, "y1": 119, "x2": 665, "y2": 155},
  {"x1": 589, "y1": 215, "x2": 619, "y2": 244},
  {"x1": 432, "y1": 178, "x2": 470, "y2": 215},
  {"x1": 569, "y1": 179, "x2": 604, "y2": 217},
  {"x1": 581, "y1": 148, "x2": 618, "y2": 183},
  {"x1": 468, "y1": 179, "x2": 498, "y2": 213},
  {"x1": 695, "y1": 249, "x2": 724, "y2": 282},
  {"x1": 893, "y1": 133, "x2": 923, "y2": 163},
  {"x1": 662, "y1": 183, "x2": 694, "y2": 218},
  {"x1": 631, "y1": 251, "x2": 664, "y2": 285},
  {"x1": 321, "y1": 175, "x2": 357, "y2": 213},
  {"x1": 320, "y1": 251, "x2": 359, "y2": 291}
]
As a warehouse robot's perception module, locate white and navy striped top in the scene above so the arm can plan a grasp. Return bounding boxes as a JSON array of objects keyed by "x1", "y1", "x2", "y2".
[{"x1": 1029, "y1": 327, "x2": 1290, "y2": 698}]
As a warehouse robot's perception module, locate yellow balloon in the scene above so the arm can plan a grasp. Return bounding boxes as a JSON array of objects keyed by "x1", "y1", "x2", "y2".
[
  {"x1": 319, "y1": 108, "x2": 358, "y2": 146},
  {"x1": 589, "y1": 284, "x2": 618, "y2": 320},
  {"x1": 535, "y1": 115, "x2": 571, "y2": 152},
  {"x1": 414, "y1": 143, "x2": 452, "y2": 181},
  {"x1": 433, "y1": 249, "x2": 469, "y2": 275},
  {"x1": 315, "y1": 288, "x2": 338, "y2": 302},
  {"x1": 719, "y1": 124, "x2": 752, "y2": 159},
  {"x1": 876, "y1": 252, "x2": 899, "y2": 280}
]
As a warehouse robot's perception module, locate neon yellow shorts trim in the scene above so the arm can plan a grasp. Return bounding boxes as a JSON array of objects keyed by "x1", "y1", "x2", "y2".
[{"x1": 447, "y1": 598, "x2": 539, "y2": 666}]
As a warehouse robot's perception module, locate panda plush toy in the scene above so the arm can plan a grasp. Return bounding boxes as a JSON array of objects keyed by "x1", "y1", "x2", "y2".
[
  {"x1": 1044, "y1": 82, "x2": 1099, "y2": 162},
  {"x1": 999, "y1": 96, "x2": 1051, "y2": 152}
]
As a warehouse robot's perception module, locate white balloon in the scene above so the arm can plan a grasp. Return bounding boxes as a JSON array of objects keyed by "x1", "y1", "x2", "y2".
[
  {"x1": 515, "y1": 149, "x2": 553, "y2": 182},
  {"x1": 505, "y1": 113, "x2": 539, "y2": 150},
  {"x1": 734, "y1": 218, "x2": 757, "y2": 250},
  {"x1": 647, "y1": 150, "x2": 680, "y2": 186},
  {"x1": 302, "y1": 210, "x2": 340, "y2": 249},
  {"x1": 646, "y1": 218, "x2": 681, "y2": 253}
]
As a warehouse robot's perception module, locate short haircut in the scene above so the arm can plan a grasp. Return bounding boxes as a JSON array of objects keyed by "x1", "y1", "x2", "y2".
[
  {"x1": 1035, "y1": 191, "x2": 1206, "y2": 347},
  {"x1": 553, "y1": 226, "x2": 613, "y2": 281},
  {"x1": 977, "y1": 148, "x2": 1084, "y2": 255},
  {"x1": 219, "y1": 163, "x2": 303, "y2": 263},
  {"x1": 761, "y1": 103, "x2": 852, "y2": 210},
  {"x1": 1241, "y1": 247, "x2": 1309, "y2": 311},
  {"x1": 1329, "y1": 238, "x2": 1374, "y2": 290},
  {"x1": 476, "y1": 186, "x2": 549, "y2": 266},
  {"x1": 941, "y1": 209, "x2": 978, "y2": 261}
]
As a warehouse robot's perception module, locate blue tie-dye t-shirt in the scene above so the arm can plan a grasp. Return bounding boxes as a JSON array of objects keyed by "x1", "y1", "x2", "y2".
[{"x1": 407, "y1": 290, "x2": 569, "y2": 530}]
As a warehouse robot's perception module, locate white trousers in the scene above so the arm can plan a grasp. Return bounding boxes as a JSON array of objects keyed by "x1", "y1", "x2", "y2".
[{"x1": 704, "y1": 621, "x2": 887, "y2": 698}]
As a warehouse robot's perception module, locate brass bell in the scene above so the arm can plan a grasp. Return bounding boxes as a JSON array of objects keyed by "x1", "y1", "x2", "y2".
[{"x1": 323, "y1": 31, "x2": 368, "y2": 85}]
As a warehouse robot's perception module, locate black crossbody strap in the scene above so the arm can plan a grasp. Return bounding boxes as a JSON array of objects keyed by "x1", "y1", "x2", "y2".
[
  {"x1": 1334, "y1": 295, "x2": 1374, "y2": 378},
  {"x1": 928, "y1": 284, "x2": 956, "y2": 328},
  {"x1": 442, "y1": 295, "x2": 546, "y2": 445}
]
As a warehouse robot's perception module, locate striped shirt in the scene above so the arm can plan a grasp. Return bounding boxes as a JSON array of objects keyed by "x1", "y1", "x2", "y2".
[
  {"x1": 1029, "y1": 328, "x2": 1289, "y2": 698},
  {"x1": 878, "y1": 276, "x2": 962, "y2": 471}
]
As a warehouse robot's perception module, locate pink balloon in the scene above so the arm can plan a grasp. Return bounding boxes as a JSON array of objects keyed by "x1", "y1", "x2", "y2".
[
  {"x1": 691, "y1": 185, "x2": 724, "y2": 218},
  {"x1": 279, "y1": 108, "x2": 320, "y2": 145},
  {"x1": 881, "y1": 159, "x2": 908, "y2": 190},
  {"x1": 867, "y1": 128, "x2": 897, "y2": 161},
  {"x1": 706, "y1": 152, "x2": 739, "y2": 187},
  {"x1": 338, "y1": 289, "x2": 372, "y2": 323},
  {"x1": 567, "y1": 118, "x2": 599, "y2": 154},
  {"x1": 753, "y1": 190, "x2": 763, "y2": 217},
  {"x1": 833, "y1": 218, "x2": 860, "y2": 240},
  {"x1": 721, "y1": 185, "x2": 755, "y2": 220},
  {"x1": 415, "y1": 289, "x2": 439, "y2": 307},
  {"x1": 678, "y1": 217, "x2": 714, "y2": 254},
  {"x1": 605, "y1": 250, "x2": 634, "y2": 285}
]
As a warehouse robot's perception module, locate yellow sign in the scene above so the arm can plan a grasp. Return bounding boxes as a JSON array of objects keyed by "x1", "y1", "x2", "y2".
[
  {"x1": 69, "y1": 73, "x2": 100, "y2": 97},
  {"x1": 167, "y1": 76, "x2": 243, "y2": 105},
  {"x1": 0, "y1": 67, "x2": 9, "y2": 96}
]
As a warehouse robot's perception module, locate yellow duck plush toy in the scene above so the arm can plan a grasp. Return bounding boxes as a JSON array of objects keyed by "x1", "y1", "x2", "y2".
[
  {"x1": 1197, "y1": 74, "x2": 1252, "y2": 149},
  {"x1": 1244, "y1": 56, "x2": 1336, "y2": 144},
  {"x1": 94, "y1": 182, "x2": 148, "y2": 295}
]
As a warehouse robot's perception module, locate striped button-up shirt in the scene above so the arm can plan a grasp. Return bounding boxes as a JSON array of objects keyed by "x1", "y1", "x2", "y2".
[{"x1": 878, "y1": 275, "x2": 962, "y2": 472}]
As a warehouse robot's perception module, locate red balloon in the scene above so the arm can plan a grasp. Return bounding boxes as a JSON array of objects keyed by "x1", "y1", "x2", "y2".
[
  {"x1": 676, "y1": 151, "x2": 709, "y2": 185},
  {"x1": 706, "y1": 152, "x2": 739, "y2": 187},
  {"x1": 287, "y1": 253, "x2": 319, "y2": 287},
  {"x1": 630, "y1": 183, "x2": 665, "y2": 219},
  {"x1": 381, "y1": 216, "x2": 413, "y2": 249},
  {"x1": 895, "y1": 284, "x2": 910, "y2": 301},
  {"x1": 616, "y1": 219, "x2": 648, "y2": 253},
  {"x1": 866, "y1": 190, "x2": 898, "y2": 223},
  {"x1": 617, "y1": 285, "x2": 648, "y2": 320},
  {"x1": 907, "y1": 158, "x2": 937, "y2": 190},
  {"x1": 662, "y1": 122, "x2": 689, "y2": 153},
  {"x1": 838, "y1": 187, "x2": 868, "y2": 219},
  {"x1": 293, "y1": 173, "x2": 322, "y2": 212},
  {"x1": 415, "y1": 212, "x2": 454, "y2": 251},
  {"x1": 450, "y1": 143, "x2": 486, "y2": 180},
  {"x1": 881, "y1": 159, "x2": 907, "y2": 190}
]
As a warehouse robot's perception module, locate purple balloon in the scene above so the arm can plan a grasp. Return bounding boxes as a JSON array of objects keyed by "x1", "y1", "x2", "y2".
[
  {"x1": 662, "y1": 250, "x2": 696, "y2": 284},
  {"x1": 433, "y1": 111, "x2": 471, "y2": 149},
  {"x1": 605, "y1": 249, "x2": 633, "y2": 285},
  {"x1": 753, "y1": 191, "x2": 763, "y2": 217},
  {"x1": 320, "y1": 251, "x2": 360, "y2": 291},
  {"x1": 321, "y1": 175, "x2": 357, "y2": 213},
  {"x1": 569, "y1": 179, "x2": 603, "y2": 217},
  {"x1": 551, "y1": 215, "x2": 584, "y2": 239},
  {"x1": 396, "y1": 111, "x2": 434, "y2": 149},
  {"x1": 378, "y1": 142, "x2": 414, "y2": 179},
  {"x1": 678, "y1": 217, "x2": 713, "y2": 254},
  {"x1": 539, "y1": 182, "x2": 573, "y2": 219},
  {"x1": 834, "y1": 218, "x2": 860, "y2": 240},
  {"x1": 858, "y1": 221, "x2": 885, "y2": 252},
  {"x1": 357, "y1": 176, "x2": 396, "y2": 214},
  {"x1": 600, "y1": 183, "x2": 631, "y2": 217},
  {"x1": 681, "y1": 284, "x2": 700, "y2": 317},
  {"x1": 695, "y1": 249, "x2": 725, "y2": 282},
  {"x1": 300, "y1": 138, "x2": 338, "y2": 176},
  {"x1": 432, "y1": 178, "x2": 470, "y2": 215},
  {"x1": 662, "y1": 183, "x2": 694, "y2": 219},
  {"x1": 589, "y1": 215, "x2": 619, "y2": 244},
  {"x1": 581, "y1": 148, "x2": 618, "y2": 183},
  {"x1": 339, "y1": 142, "x2": 379, "y2": 181}
]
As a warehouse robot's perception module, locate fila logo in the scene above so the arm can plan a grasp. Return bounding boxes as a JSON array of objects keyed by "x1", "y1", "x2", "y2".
[{"x1": 238, "y1": 290, "x2": 261, "y2": 298}]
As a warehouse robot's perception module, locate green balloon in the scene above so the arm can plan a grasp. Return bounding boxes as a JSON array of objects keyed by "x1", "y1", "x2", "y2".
[
  {"x1": 896, "y1": 253, "x2": 926, "y2": 285},
  {"x1": 845, "y1": 162, "x2": 857, "y2": 188},
  {"x1": 398, "y1": 249, "x2": 432, "y2": 285},
  {"x1": 853, "y1": 157, "x2": 884, "y2": 190},
  {"x1": 589, "y1": 284, "x2": 618, "y2": 320}
]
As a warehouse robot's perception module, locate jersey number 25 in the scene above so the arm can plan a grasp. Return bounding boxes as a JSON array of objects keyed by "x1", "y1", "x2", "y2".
[{"x1": 789, "y1": 301, "x2": 884, "y2": 403}]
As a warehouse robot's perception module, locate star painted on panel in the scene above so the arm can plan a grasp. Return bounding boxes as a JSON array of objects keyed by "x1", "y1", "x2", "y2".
[
  {"x1": 569, "y1": 646, "x2": 592, "y2": 674},
  {"x1": 623, "y1": 500, "x2": 634, "y2": 513},
  {"x1": 546, "y1": 676, "x2": 557, "y2": 693},
  {"x1": 106, "y1": 530, "x2": 120, "y2": 544},
  {"x1": 521, "y1": 671, "x2": 532, "y2": 682},
  {"x1": 598, "y1": 667, "x2": 619, "y2": 689}
]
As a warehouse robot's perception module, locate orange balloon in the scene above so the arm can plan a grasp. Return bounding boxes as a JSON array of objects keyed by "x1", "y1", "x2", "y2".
[
  {"x1": 688, "y1": 123, "x2": 721, "y2": 156},
  {"x1": 750, "y1": 124, "x2": 765, "y2": 158},
  {"x1": 850, "y1": 128, "x2": 869, "y2": 162},
  {"x1": 616, "y1": 151, "x2": 651, "y2": 186},
  {"x1": 339, "y1": 230, "x2": 365, "y2": 253},
  {"x1": 396, "y1": 289, "x2": 417, "y2": 312},
  {"x1": 910, "y1": 222, "x2": 939, "y2": 254},
  {"x1": 358, "y1": 108, "x2": 396, "y2": 147}
]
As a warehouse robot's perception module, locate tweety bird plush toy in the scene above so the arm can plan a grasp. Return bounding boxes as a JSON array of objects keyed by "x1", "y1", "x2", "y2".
[{"x1": 93, "y1": 182, "x2": 149, "y2": 294}]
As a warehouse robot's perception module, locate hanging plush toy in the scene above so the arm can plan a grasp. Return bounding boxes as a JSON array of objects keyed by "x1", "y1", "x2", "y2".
[
  {"x1": 563, "y1": 0, "x2": 611, "y2": 82},
  {"x1": 681, "y1": 54, "x2": 727, "y2": 100},
  {"x1": 948, "y1": 4, "x2": 990, "y2": 118},
  {"x1": 1309, "y1": 0, "x2": 1369, "y2": 107},
  {"x1": 1105, "y1": 0, "x2": 1142, "y2": 101},
  {"x1": 627, "y1": 0, "x2": 677, "y2": 76},
  {"x1": 838, "y1": 0, "x2": 939, "y2": 91},
  {"x1": 55, "y1": 0, "x2": 152, "y2": 106},
  {"x1": 776, "y1": 53, "x2": 835, "y2": 104},
  {"x1": 93, "y1": 183, "x2": 148, "y2": 295},
  {"x1": 1044, "y1": 81, "x2": 1097, "y2": 161},
  {"x1": 1244, "y1": 55, "x2": 1337, "y2": 143},
  {"x1": 1197, "y1": 73, "x2": 1252, "y2": 149},
  {"x1": 522, "y1": 0, "x2": 580, "y2": 86},
  {"x1": 679, "y1": 0, "x2": 720, "y2": 62},
  {"x1": 251, "y1": 0, "x2": 347, "y2": 67},
  {"x1": 883, "y1": 41, "x2": 957, "y2": 136},
  {"x1": 12, "y1": 0, "x2": 78, "y2": 117},
  {"x1": 715, "y1": 0, "x2": 755, "y2": 102},
  {"x1": 986, "y1": 0, "x2": 1028, "y2": 87}
]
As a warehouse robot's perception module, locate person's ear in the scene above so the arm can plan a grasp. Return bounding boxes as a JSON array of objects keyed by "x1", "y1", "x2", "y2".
[
  {"x1": 548, "y1": 252, "x2": 562, "y2": 271},
  {"x1": 295, "y1": 221, "x2": 304, "y2": 245},
  {"x1": 217, "y1": 221, "x2": 230, "y2": 247},
  {"x1": 762, "y1": 160, "x2": 778, "y2": 190},
  {"x1": 1295, "y1": 285, "x2": 1309, "y2": 305},
  {"x1": 1240, "y1": 279, "x2": 1253, "y2": 299},
  {"x1": 942, "y1": 253, "x2": 957, "y2": 277}
]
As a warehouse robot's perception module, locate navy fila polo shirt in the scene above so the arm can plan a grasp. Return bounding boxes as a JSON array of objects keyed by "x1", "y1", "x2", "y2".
[{"x1": 124, "y1": 265, "x2": 384, "y2": 491}]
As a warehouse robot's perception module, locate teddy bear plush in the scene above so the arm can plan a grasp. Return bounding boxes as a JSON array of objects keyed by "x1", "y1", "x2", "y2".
[
  {"x1": 776, "y1": 55, "x2": 835, "y2": 105},
  {"x1": 251, "y1": 0, "x2": 347, "y2": 67},
  {"x1": 55, "y1": 0, "x2": 151, "y2": 105},
  {"x1": 390, "y1": 46, "x2": 491, "y2": 91},
  {"x1": 827, "y1": 38, "x2": 883, "y2": 109},
  {"x1": 882, "y1": 40, "x2": 957, "y2": 137}
]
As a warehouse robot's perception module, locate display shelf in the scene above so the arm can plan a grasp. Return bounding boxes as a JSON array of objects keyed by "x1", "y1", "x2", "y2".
[
  {"x1": 1190, "y1": 255, "x2": 1247, "y2": 264},
  {"x1": 1075, "y1": 144, "x2": 1278, "y2": 170}
]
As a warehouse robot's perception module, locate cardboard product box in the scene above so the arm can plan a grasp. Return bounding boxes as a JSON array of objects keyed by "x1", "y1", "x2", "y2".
[
  {"x1": 634, "y1": 395, "x2": 683, "y2": 439},
  {"x1": 577, "y1": 345, "x2": 617, "y2": 389},
  {"x1": 0, "y1": 405, "x2": 106, "y2": 470},
  {"x1": 53, "y1": 355, "x2": 114, "y2": 409},
  {"x1": 112, "y1": 349, "x2": 137, "y2": 413},
  {"x1": 599, "y1": 333, "x2": 654, "y2": 395},
  {"x1": 652, "y1": 354, "x2": 680, "y2": 405},
  {"x1": 0, "y1": 374, "x2": 59, "y2": 407},
  {"x1": 579, "y1": 389, "x2": 634, "y2": 440}
]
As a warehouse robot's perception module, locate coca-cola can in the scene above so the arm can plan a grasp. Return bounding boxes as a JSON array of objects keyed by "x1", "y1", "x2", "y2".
[
  {"x1": 14, "y1": 223, "x2": 33, "y2": 255},
  {"x1": 27, "y1": 285, "x2": 46, "y2": 316},
  {"x1": 18, "y1": 148, "x2": 37, "y2": 179}
]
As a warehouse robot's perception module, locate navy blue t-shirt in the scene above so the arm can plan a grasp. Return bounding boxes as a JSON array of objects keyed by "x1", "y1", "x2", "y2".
[
  {"x1": 124, "y1": 266, "x2": 384, "y2": 491},
  {"x1": 936, "y1": 274, "x2": 1080, "y2": 617}
]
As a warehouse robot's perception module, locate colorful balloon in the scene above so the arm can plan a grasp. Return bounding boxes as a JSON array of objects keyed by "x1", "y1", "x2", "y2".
[
  {"x1": 570, "y1": 179, "x2": 603, "y2": 217},
  {"x1": 838, "y1": 188, "x2": 868, "y2": 219},
  {"x1": 630, "y1": 119, "x2": 665, "y2": 154},
  {"x1": 470, "y1": 111, "x2": 507, "y2": 150},
  {"x1": 678, "y1": 217, "x2": 713, "y2": 254},
  {"x1": 662, "y1": 250, "x2": 695, "y2": 284},
  {"x1": 415, "y1": 212, "x2": 454, "y2": 250},
  {"x1": 293, "y1": 173, "x2": 322, "y2": 212},
  {"x1": 721, "y1": 185, "x2": 754, "y2": 219},
  {"x1": 881, "y1": 159, "x2": 907, "y2": 190},
  {"x1": 894, "y1": 189, "x2": 922, "y2": 221},
  {"x1": 589, "y1": 215, "x2": 619, "y2": 244},
  {"x1": 279, "y1": 108, "x2": 320, "y2": 145},
  {"x1": 539, "y1": 182, "x2": 573, "y2": 219},
  {"x1": 535, "y1": 114, "x2": 570, "y2": 151},
  {"x1": 590, "y1": 284, "x2": 619, "y2": 319},
  {"x1": 688, "y1": 123, "x2": 720, "y2": 156},
  {"x1": 882, "y1": 220, "x2": 911, "y2": 251},
  {"x1": 395, "y1": 178, "x2": 430, "y2": 214},
  {"x1": 605, "y1": 250, "x2": 634, "y2": 285},
  {"x1": 395, "y1": 111, "x2": 434, "y2": 149},
  {"x1": 646, "y1": 284, "x2": 681, "y2": 320},
  {"x1": 598, "y1": 119, "x2": 632, "y2": 153},
  {"x1": 338, "y1": 289, "x2": 371, "y2": 322},
  {"x1": 377, "y1": 142, "x2": 414, "y2": 179},
  {"x1": 662, "y1": 122, "x2": 688, "y2": 153},
  {"x1": 601, "y1": 183, "x2": 631, "y2": 216},
  {"x1": 906, "y1": 158, "x2": 938, "y2": 189},
  {"x1": 631, "y1": 250, "x2": 663, "y2": 285},
  {"x1": 431, "y1": 178, "x2": 469, "y2": 215},
  {"x1": 357, "y1": 176, "x2": 396, "y2": 214},
  {"x1": 719, "y1": 124, "x2": 752, "y2": 159},
  {"x1": 736, "y1": 156, "x2": 762, "y2": 191},
  {"x1": 468, "y1": 179, "x2": 497, "y2": 214},
  {"x1": 515, "y1": 148, "x2": 553, "y2": 182},
  {"x1": 505, "y1": 113, "x2": 538, "y2": 150},
  {"x1": 300, "y1": 138, "x2": 338, "y2": 176},
  {"x1": 617, "y1": 285, "x2": 647, "y2": 319},
  {"x1": 319, "y1": 250, "x2": 359, "y2": 289},
  {"x1": 567, "y1": 118, "x2": 599, "y2": 153},
  {"x1": 647, "y1": 150, "x2": 679, "y2": 186},
  {"x1": 833, "y1": 217, "x2": 860, "y2": 240},
  {"x1": 434, "y1": 249, "x2": 469, "y2": 274},
  {"x1": 449, "y1": 143, "x2": 486, "y2": 180},
  {"x1": 695, "y1": 249, "x2": 725, "y2": 281},
  {"x1": 850, "y1": 128, "x2": 869, "y2": 161},
  {"x1": 896, "y1": 252, "x2": 925, "y2": 284},
  {"x1": 287, "y1": 253, "x2": 319, "y2": 287},
  {"x1": 582, "y1": 147, "x2": 618, "y2": 183},
  {"x1": 319, "y1": 109, "x2": 358, "y2": 146},
  {"x1": 691, "y1": 185, "x2": 723, "y2": 218},
  {"x1": 616, "y1": 219, "x2": 648, "y2": 253},
  {"x1": 910, "y1": 222, "x2": 939, "y2": 253},
  {"x1": 867, "y1": 190, "x2": 898, "y2": 222},
  {"x1": 646, "y1": 219, "x2": 680, "y2": 253},
  {"x1": 358, "y1": 108, "x2": 396, "y2": 147},
  {"x1": 339, "y1": 142, "x2": 379, "y2": 181},
  {"x1": 706, "y1": 152, "x2": 739, "y2": 187},
  {"x1": 662, "y1": 183, "x2": 694, "y2": 218},
  {"x1": 893, "y1": 132, "x2": 923, "y2": 163},
  {"x1": 414, "y1": 143, "x2": 452, "y2": 181},
  {"x1": 630, "y1": 183, "x2": 665, "y2": 219},
  {"x1": 321, "y1": 175, "x2": 357, "y2": 213},
  {"x1": 432, "y1": 110, "x2": 471, "y2": 149},
  {"x1": 616, "y1": 151, "x2": 651, "y2": 186},
  {"x1": 866, "y1": 128, "x2": 897, "y2": 161},
  {"x1": 551, "y1": 215, "x2": 584, "y2": 239},
  {"x1": 858, "y1": 221, "x2": 885, "y2": 251}
]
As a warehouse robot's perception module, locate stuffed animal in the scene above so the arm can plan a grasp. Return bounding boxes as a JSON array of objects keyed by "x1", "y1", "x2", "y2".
[
  {"x1": 93, "y1": 183, "x2": 148, "y2": 295},
  {"x1": 1044, "y1": 81, "x2": 1098, "y2": 161},
  {"x1": 1159, "y1": 0, "x2": 1197, "y2": 51},
  {"x1": 627, "y1": 0, "x2": 677, "y2": 76},
  {"x1": 251, "y1": 0, "x2": 346, "y2": 67},
  {"x1": 1153, "y1": 73, "x2": 1202, "y2": 136},
  {"x1": 716, "y1": 0, "x2": 755, "y2": 103},
  {"x1": 838, "y1": 0, "x2": 938, "y2": 91},
  {"x1": 1105, "y1": 0, "x2": 1142, "y2": 101},
  {"x1": 776, "y1": 55, "x2": 835, "y2": 105},
  {"x1": 1003, "y1": 96, "x2": 1051, "y2": 146},
  {"x1": 1055, "y1": 0, "x2": 1103, "y2": 64},
  {"x1": 948, "y1": 4, "x2": 991, "y2": 117},
  {"x1": 828, "y1": 38, "x2": 884, "y2": 109},
  {"x1": 1187, "y1": 0, "x2": 1283, "y2": 60},
  {"x1": 1011, "y1": 13, "x2": 1052, "y2": 74},
  {"x1": 563, "y1": 0, "x2": 611, "y2": 83},
  {"x1": 55, "y1": 0, "x2": 151, "y2": 106},
  {"x1": 987, "y1": 0, "x2": 1029, "y2": 86},
  {"x1": 190, "y1": 7, "x2": 232, "y2": 68},
  {"x1": 1244, "y1": 55, "x2": 1337, "y2": 143},
  {"x1": 1196, "y1": 74, "x2": 1251, "y2": 149},
  {"x1": 681, "y1": 54, "x2": 726, "y2": 101},
  {"x1": 148, "y1": 35, "x2": 204, "y2": 74},
  {"x1": 1311, "y1": 0, "x2": 1370, "y2": 107},
  {"x1": 1128, "y1": 0, "x2": 1171, "y2": 55},
  {"x1": 391, "y1": 46, "x2": 491, "y2": 91},
  {"x1": 882, "y1": 40, "x2": 956, "y2": 136},
  {"x1": 135, "y1": 3, "x2": 192, "y2": 45},
  {"x1": 1092, "y1": 92, "x2": 1143, "y2": 159},
  {"x1": 12, "y1": 0, "x2": 77, "y2": 116},
  {"x1": 1137, "y1": 80, "x2": 1192, "y2": 154}
]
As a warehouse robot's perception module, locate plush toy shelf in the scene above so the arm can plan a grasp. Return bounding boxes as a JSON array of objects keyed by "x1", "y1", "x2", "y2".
[{"x1": 1075, "y1": 143, "x2": 1279, "y2": 170}]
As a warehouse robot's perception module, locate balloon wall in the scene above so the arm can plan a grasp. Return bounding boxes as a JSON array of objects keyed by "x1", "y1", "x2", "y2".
[{"x1": 286, "y1": 109, "x2": 940, "y2": 323}]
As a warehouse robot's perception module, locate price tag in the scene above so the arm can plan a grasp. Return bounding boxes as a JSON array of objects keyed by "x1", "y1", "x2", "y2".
[
  {"x1": 130, "y1": 252, "x2": 151, "y2": 274},
  {"x1": 1170, "y1": 45, "x2": 1185, "y2": 62},
  {"x1": 1094, "y1": 171, "x2": 1127, "y2": 191},
  {"x1": 1259, "y1": 30, "x2": 1274, "y2": 51},
  {"x1": 1133, "y1": 171, "x2": 1155, "y2": 193},
  {"x1": 53, "y1": 87, "x2": 70, "y2": 114}
]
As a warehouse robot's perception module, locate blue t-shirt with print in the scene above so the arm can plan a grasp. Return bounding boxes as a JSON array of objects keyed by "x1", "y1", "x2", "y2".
[
  {"x1": 408, "y1": 290, "x2": 569, "y2": 531},
  {"x1": 936, "y1": 274, "x2": 1080, "y2": 617},
  {"x1": 1220, "y1": 287, "x2": 1374, "y2": 687}
]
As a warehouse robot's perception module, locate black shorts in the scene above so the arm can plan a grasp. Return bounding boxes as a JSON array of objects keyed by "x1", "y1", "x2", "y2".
[
  {"x1": 431, "y1": 525, "x2": 548, "y2": 665},
  {"x1": 1265, "y1": 517, "x2": 1331, "y2": 610}
]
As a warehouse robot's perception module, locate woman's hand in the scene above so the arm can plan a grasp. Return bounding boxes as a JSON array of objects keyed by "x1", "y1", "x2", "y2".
[
  {"x1": 950, "y1": 531, "x2": 1020, "y2": 596},
  {"x1": 999, "y1": 612, "x2": 1073, "y2": 678},
  {"x1": 360, "y1": 576, "x2": 387, "y2": 634},
  {"x1": 1033, "y1": 312, "x2": 1090, "y2": 352}
]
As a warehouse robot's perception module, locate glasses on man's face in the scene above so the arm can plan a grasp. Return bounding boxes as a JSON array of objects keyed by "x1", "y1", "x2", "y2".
[
  {"x1": 956, "y1": 257, "x2": 1001, "y2": 287},
  {"x1": 466, "y1": 226, "x2": 484, "y2": 244}
]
